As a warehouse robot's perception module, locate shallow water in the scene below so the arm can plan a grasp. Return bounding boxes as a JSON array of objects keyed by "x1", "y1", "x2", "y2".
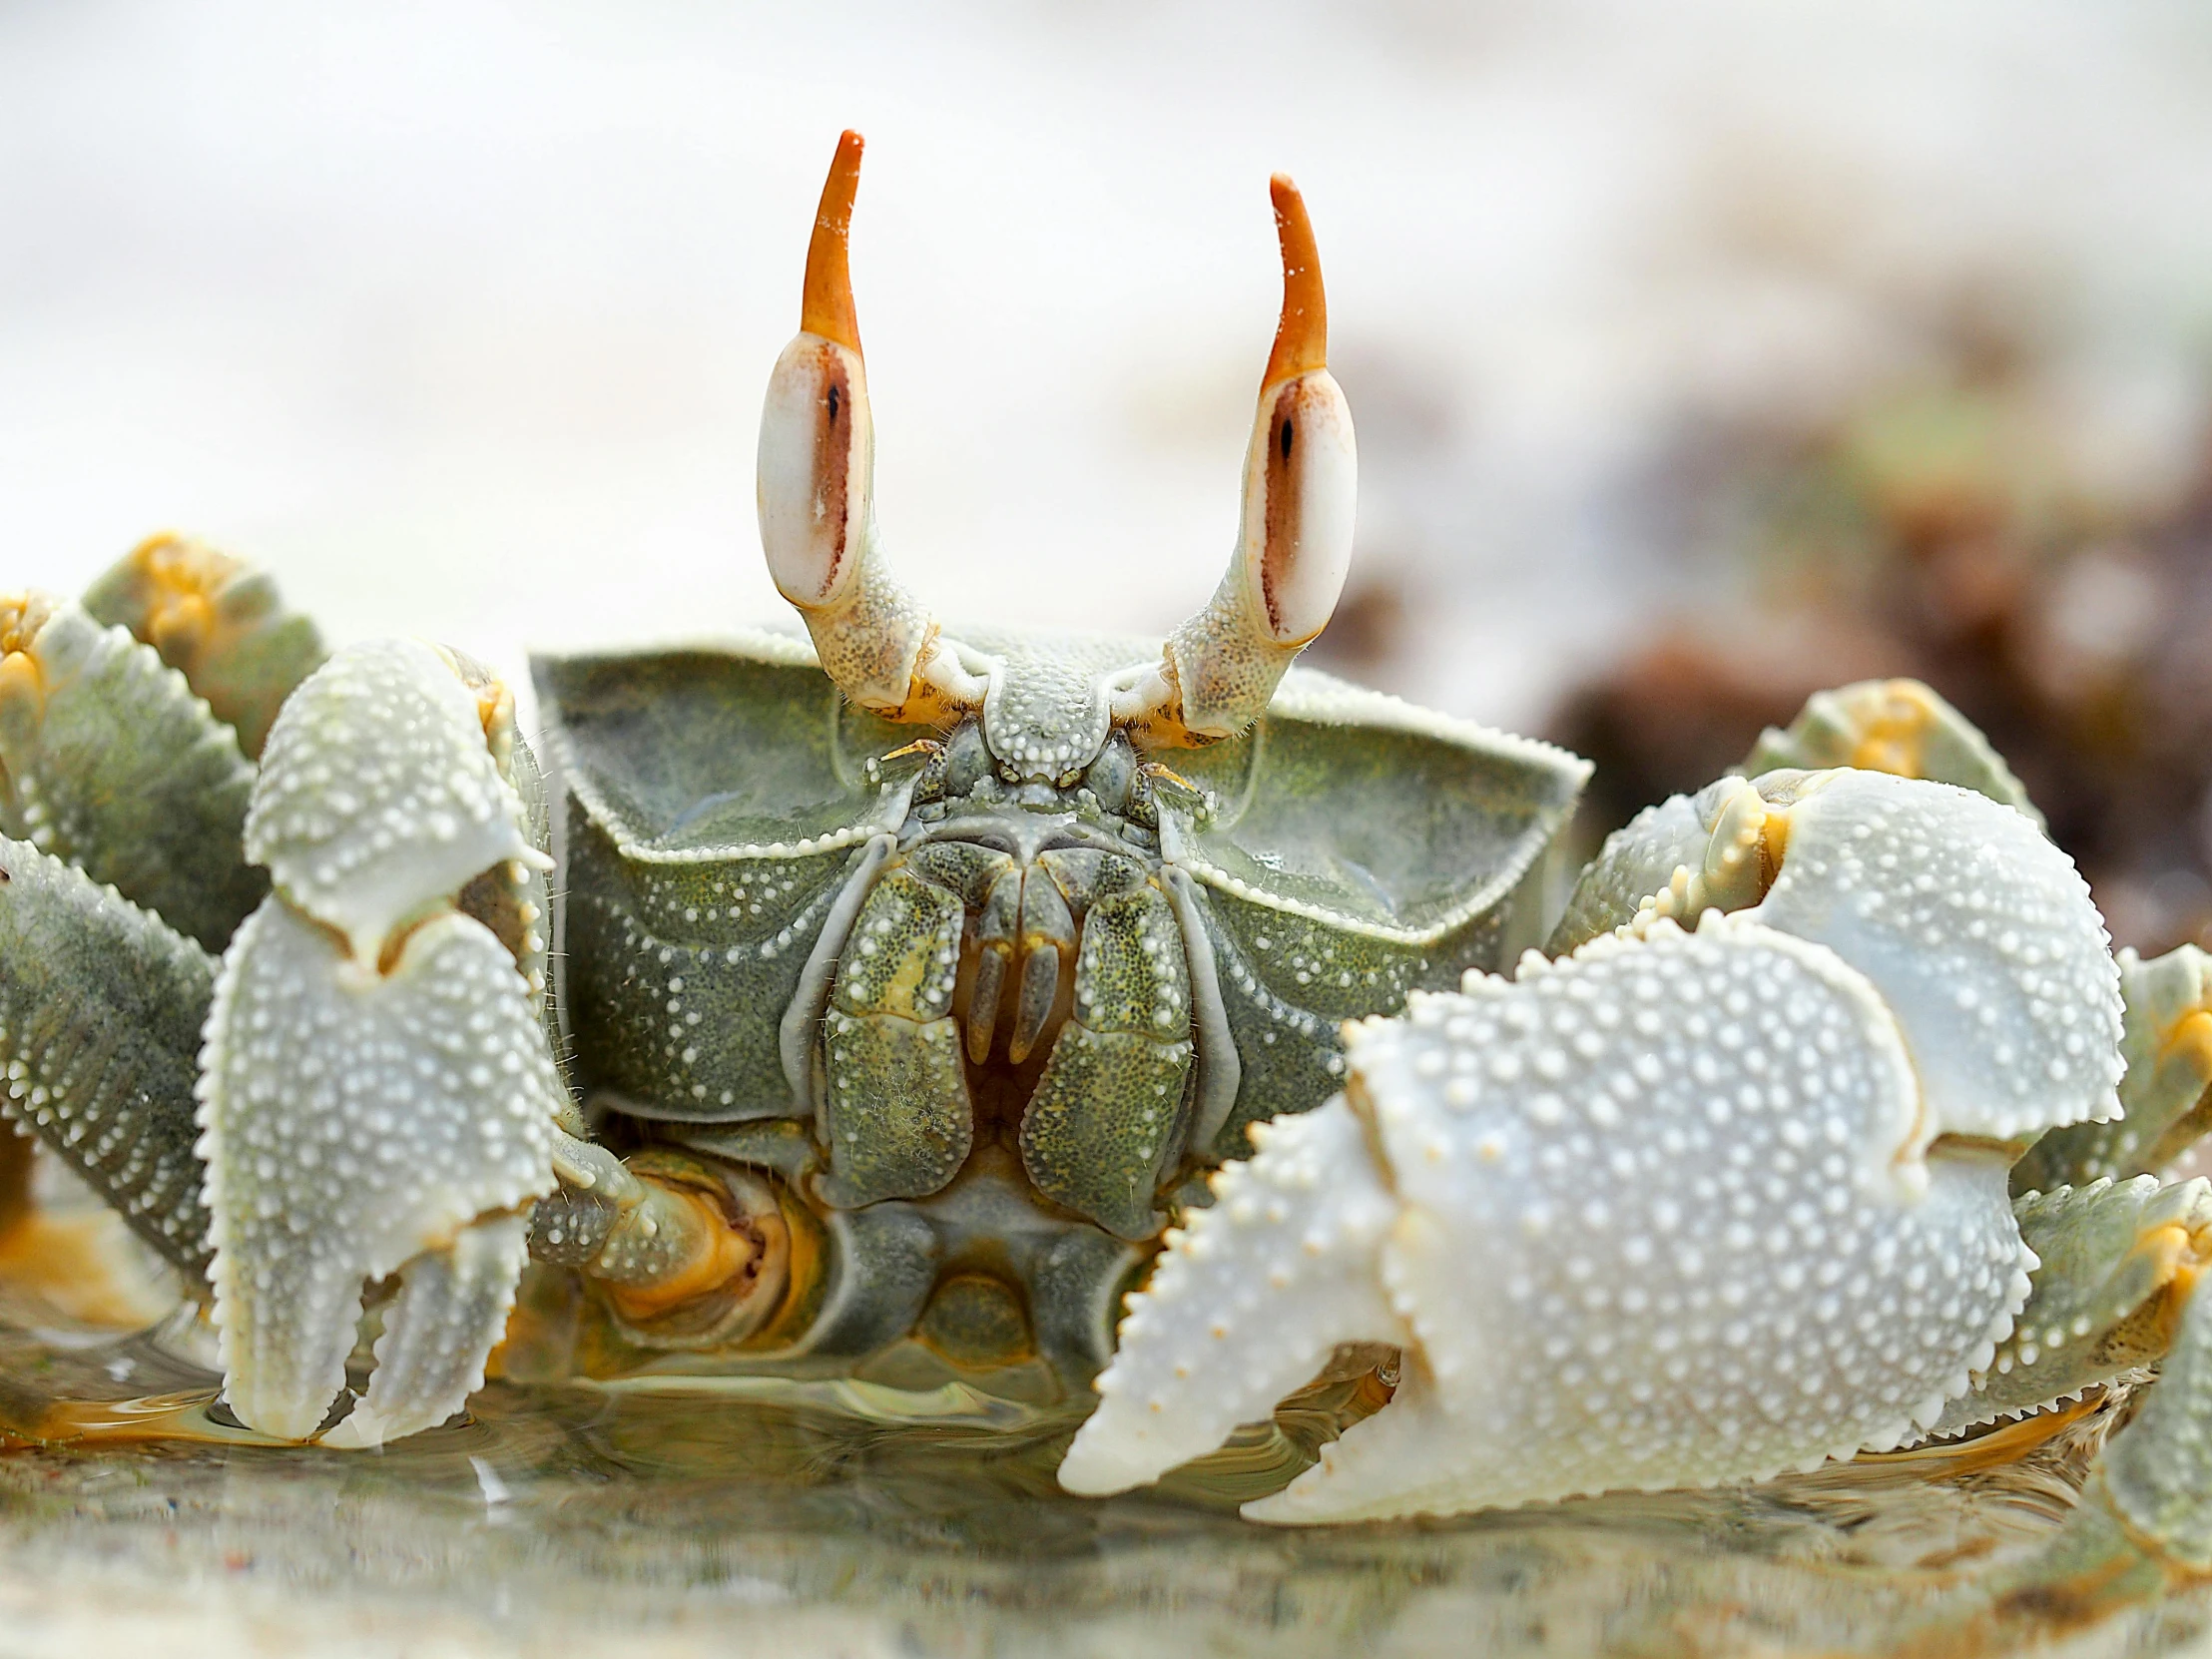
[{"x1": 3, "y1": 1307, "x2": 2211, "y2": 1658}]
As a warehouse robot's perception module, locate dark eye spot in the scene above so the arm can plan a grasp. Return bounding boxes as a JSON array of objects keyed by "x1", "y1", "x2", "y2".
[
  {"x1": 1279, "y1": 417, "x2": 1295, "y2": 461},
  {"x1": 827, "y1": 384, "x2": 841, "y2": 423}
]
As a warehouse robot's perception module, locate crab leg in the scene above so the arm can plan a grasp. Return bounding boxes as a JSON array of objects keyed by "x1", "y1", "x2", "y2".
[
  {"x1": 1061, "y1": 770, "x2": 2123, "y2": 1520},
  {"x1": 82, "y1": 534, "x2": 327, "y2": 760},
  {"x1": 2012, "y1": 942, "x2": 2212, "y2": 1194},
  {"x1": 2087, "y1": 1258, "x2": 2212, "y2": 1567},
  {"x1": 1923, "y1": 1175, "x2": 2212, "y2": 1438},
  {"x1": 0, "y1": 836, "x2": 216, "y2": 1275},
  {"x1": 0, "y1": 592, "x2": 265, "y2": 949},
  {"x1": 1741, "y1": 678, "x2": 2041, "y2": 824},
  {"x1": 199, "y1": 638, "x2": 567, "y2": 1443}
]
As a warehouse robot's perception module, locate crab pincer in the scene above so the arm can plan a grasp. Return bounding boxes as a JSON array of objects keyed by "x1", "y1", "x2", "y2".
[
  {"x1": 197, "y1": 638, "x2": 568, "y2": 1444},
  {"x1": 1059, "y1": 769, "x2": 2124, "y2": 1520}
]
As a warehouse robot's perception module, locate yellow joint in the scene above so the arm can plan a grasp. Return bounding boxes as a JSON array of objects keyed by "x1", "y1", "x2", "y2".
[
  {"x1": 801, "y1": 130, "x2": 865, "y2": 354},
  {"x1": 1263, "y1": 175, "x2": 1327, "y2": 388},
  {"x1": 1847, "y1": 681, "x2": 1940, "y2": 780},
  {"x1": 1759, "y1": 802, "x2": 1792, "y2": 877},
  {"x1": 0, "y1": 593, "x2": 54, "y2": 661},
  {"x1": 2158, "y1": 1007, "x2": 2212, "y2": 1079}
]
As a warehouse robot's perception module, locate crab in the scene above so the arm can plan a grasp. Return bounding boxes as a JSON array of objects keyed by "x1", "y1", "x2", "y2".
[{"x1": 2, "y1": 133, "x2": 2211, "y2": 1594}]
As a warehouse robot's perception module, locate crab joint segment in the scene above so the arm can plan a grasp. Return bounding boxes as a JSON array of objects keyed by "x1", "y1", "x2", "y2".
[
  {"x1": 2014, "y1": 943, "x2": 2212, "y2": 1194},
  {"x1": 82, "y1": 533, "x2": 328, "y2": 761},
  {"x1": 1061, "y1": 774, "x2": 2121, "y2": 1521},
  {"x1": 1926, "y1": 1175, "x2": 2212, "y2": 1439},
  {"x1": 1112, "y1": 176, "x2": 1358, "y2": 748},
  {"x1": 757, "y1": 130, "x2": 986, "y2": 724},
  {"x1": 199, "y1": 640, "x2": 567, "y2": 1443},
  {"x1": 0, "y1": 592, "x2": 265, "y2": 950}
]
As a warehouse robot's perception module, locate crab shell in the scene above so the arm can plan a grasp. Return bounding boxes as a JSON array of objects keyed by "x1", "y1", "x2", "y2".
[{"x1": 1058, "y1": 767, "x2": 2125, "y2": 1522}]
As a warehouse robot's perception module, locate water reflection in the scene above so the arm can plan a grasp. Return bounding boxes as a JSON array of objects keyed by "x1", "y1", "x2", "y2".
[{"x1": 1, "y1": 1309, "x2": 2207, "y2": 1656}]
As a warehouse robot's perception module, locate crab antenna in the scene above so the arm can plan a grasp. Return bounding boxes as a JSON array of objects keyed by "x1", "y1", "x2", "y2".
[
  {"x1": 1112, "y1": 173, "x2": 1358, "y2": 747},
  {"x1": 757, "y1": 131, "x2": 985, "y2": 721}
]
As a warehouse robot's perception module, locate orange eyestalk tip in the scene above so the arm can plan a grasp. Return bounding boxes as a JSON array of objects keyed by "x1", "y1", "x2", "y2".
[
  {"x1": 1263, "y1": 173, "x2": 1327, "y2": 388},
  {"x1": 801, "y1": 130, "x2": 865, "y2": 353}
]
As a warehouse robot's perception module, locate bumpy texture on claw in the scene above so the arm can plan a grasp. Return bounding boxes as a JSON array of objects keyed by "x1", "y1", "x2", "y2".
[
  {"x1": 1925, "y1": 1176, "x2": 2212, "y2": 1439},
  {"x1": 1063, "y1": 773, "x2": 2121, "y2": 1521},
  {"x1": 1056, "y1": 1094, "x2": 1406, "y2": 1495},
  {"x1": 1746, "y1": 769, "x2": 2118, "y2": 1145},
  {"x1": 320, "y1": 1211, "x2": 532, "y2": 1449},
  {"x1": 2013, "y1": 944, "x2": 2212, "y2": 1195},
  {"x1": 247, "y1": 638, "x2": 544, "y2": 963},
  {"x1": 199, "y1": 639, "x2": 566, "y2": 1443},
  {"x1": 200, "y1": 902, "x2": 562, "y2": 1438}
]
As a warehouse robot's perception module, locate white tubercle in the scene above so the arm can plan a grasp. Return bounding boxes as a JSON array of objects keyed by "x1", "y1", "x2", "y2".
[
  {"x1": 246, "y1": 638, "x2": 541, "y2": 964},
  {"x1": 198, "y1": 902, "x2": 564, "y2": 1440},
  {"x1": 1057, "y1": 1093, "x2": 1406, "y2": 1495},
  {"x1": 1059, "y1": 770, "x2": 2120, "y2": 1522},
  {"x1": 1745, "y1": 770, "x2": 2122, "y2": 1147}
]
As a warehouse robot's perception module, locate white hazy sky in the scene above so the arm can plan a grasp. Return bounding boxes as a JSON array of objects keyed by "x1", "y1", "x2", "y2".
[{"x1": 7, "y1": 1, "x2": 2212, "y2": 728}]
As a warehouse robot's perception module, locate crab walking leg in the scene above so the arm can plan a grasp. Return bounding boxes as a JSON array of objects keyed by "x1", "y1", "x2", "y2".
[
  {"x1": 1062, "y1": 773, "x2": 2124, "y2": 1519},
  {"x1": 2091, "y1": 1255, "x2": 2212, "y2": 1567},
  {"x1": 1741, "y1": 678, "x2": 2041, "y2": 824},
  {"x1": 2012, "y1": 943, "x2": 2212, "y2": 1194},
  {"x1": 81, "y1": 534, "x2": 328, "y2": 761},
  {"x1": 1056, "y1": 1095, "x2": 1407, "y2": 1494},
  {"x1": 0, "y1": 836, "x2": 216, "y2": 1275},
  {"x1": 199, "y1": 639, "x2": 566, "y2": 1442},
  {"x1": 1923, "y1": 1175, "x2": 2212, "y2": 1439},
  {"x1": 0, "y1": 593, "x2": 266, "y2": 950}
]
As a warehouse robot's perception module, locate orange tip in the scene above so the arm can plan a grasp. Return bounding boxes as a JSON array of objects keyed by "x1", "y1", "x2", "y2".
[
  {"x1": 1263, "y1": 174, "x2": 1327, "y2": 387},
  {"x1": 802, "y1": 130, "x2": 864, "y2": 353}
]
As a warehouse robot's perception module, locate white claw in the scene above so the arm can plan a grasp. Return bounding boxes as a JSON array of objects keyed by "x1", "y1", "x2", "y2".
[
  {"x1": 1745, "y1": 770, "x2": 2121, "y2": 1145},
  {"x1": 321, "y1": 1211, "x2": 532, "y2": 1449},
  {"x1": 1058, "y1": 1095, "x2": 1406, "y2": 1495},
  {"x1": 247, "y1": 638, "x2": 541, "y2": 962},
  {"x1": 199, "y1": 900, "x2": 563, "y2": 1440},
  {"x1": 1061, "y1": 774, "x2": 2122, "y2": 1522},
  {"x1": 199, "y1": 638, "x2": 567, "y2": 1444}
]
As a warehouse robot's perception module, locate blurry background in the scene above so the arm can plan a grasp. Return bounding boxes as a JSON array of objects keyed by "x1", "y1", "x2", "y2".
[{"x1": 8, "y1": 0, "x2": 2212, "y2": 948}]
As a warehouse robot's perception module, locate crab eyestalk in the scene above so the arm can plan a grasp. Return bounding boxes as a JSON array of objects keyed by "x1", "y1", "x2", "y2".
[
  {"x1": 1114, "y1": 176, "x2": 1358, "y2": 747},
  {"x1": 757, "y1": 130, "x2": 986, "y2": 723}
]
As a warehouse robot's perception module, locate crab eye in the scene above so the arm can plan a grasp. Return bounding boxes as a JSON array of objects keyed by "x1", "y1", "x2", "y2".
[
  {"x1": 758, "y1": 333, "x2": 870, "y2": 610},
  {"x1": 1249, "y1": 368, "x2": 1356, "y2": 646}
]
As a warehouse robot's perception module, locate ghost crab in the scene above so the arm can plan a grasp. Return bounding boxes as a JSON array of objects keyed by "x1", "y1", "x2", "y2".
[{"x1": 2, "y1": 133, "x2": 2211, "y2": 1585}]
